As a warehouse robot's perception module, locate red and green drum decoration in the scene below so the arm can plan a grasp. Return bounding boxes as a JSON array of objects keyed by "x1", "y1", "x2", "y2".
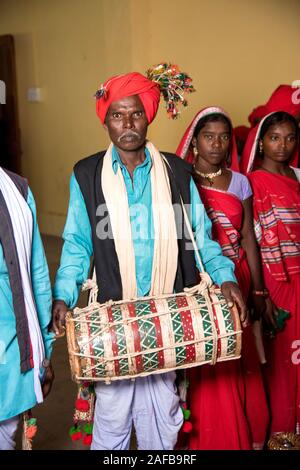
[{"x1": 66, "y1": 288, "x2": 242, "y2": 383}]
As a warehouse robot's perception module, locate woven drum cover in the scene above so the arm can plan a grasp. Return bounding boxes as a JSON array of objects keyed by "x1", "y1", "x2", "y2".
[{"x1": 66, "y1": 289, "x2": 241, "y2": 382}]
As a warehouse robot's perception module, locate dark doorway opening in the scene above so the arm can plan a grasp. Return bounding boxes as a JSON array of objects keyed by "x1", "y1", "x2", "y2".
[{"x1": 0, "y1": 35, "x2": 21, "y2": 174}]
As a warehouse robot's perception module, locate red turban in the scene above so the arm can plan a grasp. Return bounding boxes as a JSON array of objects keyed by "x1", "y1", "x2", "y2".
[
  {"x1": 248, "y1": 105, "x2": 268, "y2": 127},
  {"x1": 265, "y1": 84, "x2": 300, "y2": 117},
  {"x1": 233, "y1": 125, "x2": 250, "y2": 142},
  {"x1": 95, "y1": 72, "x2": 161, "y2": 124}
]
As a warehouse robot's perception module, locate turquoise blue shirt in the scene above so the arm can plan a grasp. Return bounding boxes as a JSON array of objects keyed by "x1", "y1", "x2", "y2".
[
  {"x1": 53, "y1": 147, "x2": 236, "y2": 307},
  {"x1": 0, "y1": 188, "x2": 54, "y2": 421}
]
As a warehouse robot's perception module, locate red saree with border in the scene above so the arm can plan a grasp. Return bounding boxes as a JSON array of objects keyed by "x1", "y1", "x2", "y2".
[
  {"x1": 248, "y1": 170, "x2": 300, "y2": 434},
  {"x1": 188, "y1": 185, "x2": 269, "y2": 450}
]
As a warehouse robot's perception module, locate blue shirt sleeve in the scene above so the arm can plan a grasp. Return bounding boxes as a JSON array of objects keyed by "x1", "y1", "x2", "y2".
[
  {"x1": 189, "y1": 179, "x2": 237, "y2": 286},
  {"x1": 28, "y1": 188, "x2": 54, "y2": 359},
  {"x1": 53, "y1": 173, "x2": 93, "y2": 308}
]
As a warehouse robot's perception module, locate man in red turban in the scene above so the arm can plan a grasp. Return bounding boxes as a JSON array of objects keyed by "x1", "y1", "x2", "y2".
[
  {"x1": 52, "y1": 70, "x2": 246, "y2": 450},
  {"x1": 95, "y1": 72, "x2": 161, "y2": 124},
  {"x1": 248, "y1": 104, "x2": 269, "y2": 127},
  {"x1": 247, "y1": 85, "x2": 300, "y2": 128},
  {"x1": 265, "y1": 84, "x2": 300, "y2": 123}
]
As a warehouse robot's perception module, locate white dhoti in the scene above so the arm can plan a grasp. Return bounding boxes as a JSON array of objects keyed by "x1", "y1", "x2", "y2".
[
  {"x1": 91, "y1": 371, "x2": 183, "y2": 450},
  {"x1": 0, "y1": 416, "x2": 19, "y2": 450}
]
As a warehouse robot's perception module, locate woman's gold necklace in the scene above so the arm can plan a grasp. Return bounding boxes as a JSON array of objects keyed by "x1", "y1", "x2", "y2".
[{"x1": 194, "y1": 167, "x2": 222, "y2": 186}]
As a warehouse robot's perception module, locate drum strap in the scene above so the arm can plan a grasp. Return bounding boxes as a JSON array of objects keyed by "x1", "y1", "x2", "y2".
[
  {"x1": 161, "y1": 155, "x2": 213, "y2": 289},
  {"x1": 101, "y1": 142, "x2": 179, "y2": 298}
]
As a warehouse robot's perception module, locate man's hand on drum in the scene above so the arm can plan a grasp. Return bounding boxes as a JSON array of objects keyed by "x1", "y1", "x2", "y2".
[
  {"x1": 221, "y1": 281, "x2": 249, "y2": 328},
  {"x1": 51, "y1": 299, "x2": 68, "y2": 336}
]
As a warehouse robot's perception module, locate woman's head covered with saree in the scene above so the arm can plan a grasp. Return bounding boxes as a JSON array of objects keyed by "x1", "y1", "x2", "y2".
[
  {"x1": 241, "y1": 111, "x2": 299, "y2": 174},
  {"x1": 176, "y1": 106, "x2": 240, "y2": 172}
]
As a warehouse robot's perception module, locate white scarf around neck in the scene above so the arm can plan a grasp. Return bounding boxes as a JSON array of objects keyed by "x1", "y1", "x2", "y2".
[
  {"x1": 101, "y1": 141, "x2": 178, "y2": 299},
  {"x1": 0, "y1": 168, "x2": 45, "y2": 403}
]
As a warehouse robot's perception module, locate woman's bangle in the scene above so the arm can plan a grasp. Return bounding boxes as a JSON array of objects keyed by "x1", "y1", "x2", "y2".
[{"x1": 252, "y1": 289, "x2": 269, "y2": 298}]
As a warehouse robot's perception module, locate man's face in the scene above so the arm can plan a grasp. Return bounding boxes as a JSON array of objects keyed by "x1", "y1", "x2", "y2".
[{"x1": 104, "y1": 95, "x2": 148, "y2": 152}]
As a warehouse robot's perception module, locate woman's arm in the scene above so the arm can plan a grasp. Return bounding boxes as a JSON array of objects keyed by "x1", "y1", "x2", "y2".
[
  {"x1": 241, "y1": 196, "x2": 275, "y2": 326},
  {"x1": 240, "y1": 196, "x2": 265, "y2": 292}
]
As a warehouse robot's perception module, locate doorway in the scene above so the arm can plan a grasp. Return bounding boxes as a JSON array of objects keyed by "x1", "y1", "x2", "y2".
[{"x1": 0, "y1": 35, "x2": 21, "y2": 173}]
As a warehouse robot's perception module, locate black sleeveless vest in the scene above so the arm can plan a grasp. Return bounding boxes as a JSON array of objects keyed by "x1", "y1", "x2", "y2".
[
  {"x1": 0, "y1": 169, "x2": 32, "y2": 372},
  {"x1": 74, "y1": 151, "x2": 199, "y2": 303}
]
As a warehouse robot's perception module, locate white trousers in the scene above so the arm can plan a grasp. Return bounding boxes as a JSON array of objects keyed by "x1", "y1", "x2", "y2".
[
  {"x1": 0, "y1": 416, "x2": 19, "y2": 450},
  {"x1": 91, "y1": 371, "x2": 183, "y2": 450}
]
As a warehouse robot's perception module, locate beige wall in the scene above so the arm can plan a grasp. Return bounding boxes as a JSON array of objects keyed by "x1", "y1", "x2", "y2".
[{"x1": 0, "y1": 0, "x2": 299, "y2": 235}]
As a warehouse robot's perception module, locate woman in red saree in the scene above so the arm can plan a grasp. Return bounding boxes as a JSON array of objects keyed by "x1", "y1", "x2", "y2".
[
  {"x1": 176, "y1": 106, "x2": 269, "y2": 450},
  {"x1": 241, "y1": 85, "x2": 300, "y2": 174},
  {"x1": 243, "y1": 110, "x2": 300, "y2": 435}
]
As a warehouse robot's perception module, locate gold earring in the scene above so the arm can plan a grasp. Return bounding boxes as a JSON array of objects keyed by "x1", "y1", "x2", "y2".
[{"x1": 193, "y1": 146, "x2": 198, "y2": 157}]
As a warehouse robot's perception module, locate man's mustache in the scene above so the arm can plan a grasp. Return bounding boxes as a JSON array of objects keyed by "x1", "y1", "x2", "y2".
[{"x1": 117, "y1": 131, "x2": 141, "y2": 142}]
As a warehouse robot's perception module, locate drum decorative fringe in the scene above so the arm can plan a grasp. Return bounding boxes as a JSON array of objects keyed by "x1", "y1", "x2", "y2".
[
  {"x1": 268, "y1": 433, "x2": 300, "y2": 450},
  {"x1": 66, "y1": 286, "x2": 242, "y2": 384},
  {"x1": 22, "y1": 411, "x2": 37, "y2": 450}
]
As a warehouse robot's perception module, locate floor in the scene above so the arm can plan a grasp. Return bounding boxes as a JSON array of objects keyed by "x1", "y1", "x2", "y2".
[{"x1": 16, "y1": 235, "x2": 88, "y2": 450}]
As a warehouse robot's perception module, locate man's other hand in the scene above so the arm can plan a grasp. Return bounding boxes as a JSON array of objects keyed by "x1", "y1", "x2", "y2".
[
  {"x1": 221, "y1": 281, "x2": 248, "y2": 327},
  {"x1": 51, "y1": 300, "x2": 68, "y2": 336},
  {"x1": 42, "y1": 361, "x2": 54, "y2": 399}
]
